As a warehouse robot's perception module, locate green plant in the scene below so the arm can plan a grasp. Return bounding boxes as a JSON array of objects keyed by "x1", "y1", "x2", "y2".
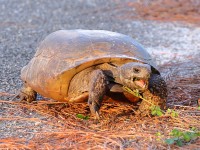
[
  {"x1": 155, "y1": 132, "x2": 164, "y2": 141},
  {"x1": 166, "y1": 109, "x2": 179, "y2": 117},
  {"x1": 123, "y1": 87, "x2": 141, "y2": 98},
  {"x1": 151, "y1": 106, "x2": 163, "y2": 116},
  {"x1": 165, "y1": 129, "x2": 200, "y2": 147},
  {"x1": 76, "y1": 114, "x2": 89, "y2": 120},
  {"x1": 123, "y1": 87, "x2": 155, "y2": 106},
  {"x1": 123, "y1": 86, "x2": 164, "y2": 116}
]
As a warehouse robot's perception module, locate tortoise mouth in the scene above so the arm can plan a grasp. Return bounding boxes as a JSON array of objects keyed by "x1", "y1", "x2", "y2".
[{"x1": 134, "y1": 79, "x2": 147, "y2": 89}]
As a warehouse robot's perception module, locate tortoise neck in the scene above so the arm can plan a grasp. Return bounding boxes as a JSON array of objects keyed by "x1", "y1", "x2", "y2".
[{"x1": 96, "y1": 63, "x2": 121, "y2": 84}]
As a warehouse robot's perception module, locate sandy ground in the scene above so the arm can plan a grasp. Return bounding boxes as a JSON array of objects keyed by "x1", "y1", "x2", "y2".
[{"x1": 0, "y1": 0, "x2": 200, "y2": 149}]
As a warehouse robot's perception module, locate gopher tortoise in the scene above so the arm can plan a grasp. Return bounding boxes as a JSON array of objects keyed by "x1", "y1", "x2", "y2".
[{"x1": 16, "y1": 30, "x2": 167, "y2": 119}]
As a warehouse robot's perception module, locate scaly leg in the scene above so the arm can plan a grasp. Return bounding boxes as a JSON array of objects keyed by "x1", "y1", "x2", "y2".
[
  {"x1": 13, "y1": 84, "x2": 37, "y2": 103},
  {"x1": 88, "y1": 69, "x2": 107, "y2": 119}
]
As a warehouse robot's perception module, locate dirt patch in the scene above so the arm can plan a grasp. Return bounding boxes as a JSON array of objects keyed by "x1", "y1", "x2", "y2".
[
  {"x1": 124, "y1": 0, "x2": 200, "y2": 25},
  {"x1": 161, "y1": 59, "x2": 200, "y2": 107}
]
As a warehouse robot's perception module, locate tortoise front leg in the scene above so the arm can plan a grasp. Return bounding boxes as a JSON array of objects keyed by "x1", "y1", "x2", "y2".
[
  {"x1": 13, "y1": 84, "x2": 37, "y2": 103},
  {"x1": 88, "y1": 69, "x2": 108, "y2": 119}
]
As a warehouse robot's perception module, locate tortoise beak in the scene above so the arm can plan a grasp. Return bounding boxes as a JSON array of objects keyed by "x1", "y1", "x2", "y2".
[{"x1": 135, "y1": 79, "x2": 147, "y2": 89}]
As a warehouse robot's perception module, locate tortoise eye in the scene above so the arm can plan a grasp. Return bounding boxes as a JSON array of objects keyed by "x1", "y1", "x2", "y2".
[{"x1": 133, "y1": 68, "x2": 140, "y2": 73}]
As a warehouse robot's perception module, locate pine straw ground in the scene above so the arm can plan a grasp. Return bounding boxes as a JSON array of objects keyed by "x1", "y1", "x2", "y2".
[{"x1": 0, "y1": 60, "x2": 200, "y2": 149}]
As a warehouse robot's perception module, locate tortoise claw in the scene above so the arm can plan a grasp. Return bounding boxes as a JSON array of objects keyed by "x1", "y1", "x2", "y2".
[
  {"x1": 12, "y1": 86, "x2": 37, "y2": 103},
  {"x1": 94, "y1": 111, "x2": 100, "y2": 120},
  {"x1": 11, "y1": 94, "x2": 20, "y2": 101},
  {"x1": 19, "y1": 91, "x2": 37, "y2": 103},
  {"x1": 88, "y1": 100, "x2": 101, "y2": 120}
]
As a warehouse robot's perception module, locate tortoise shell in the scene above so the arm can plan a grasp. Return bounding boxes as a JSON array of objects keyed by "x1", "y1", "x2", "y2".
[{"x1": 21, "y1": 30, "x2": 157, "y2": 101}]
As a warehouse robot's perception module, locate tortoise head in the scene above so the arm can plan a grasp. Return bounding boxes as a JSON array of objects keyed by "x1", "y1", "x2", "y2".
[{"x1": 118, "y1": 62, "x2": 151, "y2": 91}]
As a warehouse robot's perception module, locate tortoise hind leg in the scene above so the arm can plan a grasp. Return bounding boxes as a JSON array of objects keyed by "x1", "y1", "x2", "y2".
[
  {"x1": 137, "y1": 74, "x2": 167, "y2": 116},
  {"x1": 88, "y1": 69, "x2": 108, "y2": 119},
  {"x1": 13, "y1": 84, "x2": 37, "y2": 103}
]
